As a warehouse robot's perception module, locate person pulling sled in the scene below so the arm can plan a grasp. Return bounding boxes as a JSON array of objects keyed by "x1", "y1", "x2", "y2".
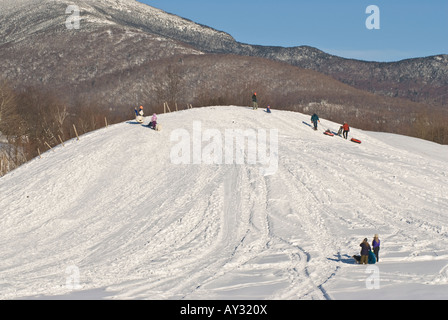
[
  {"x1": 311, "y1": 113, "x2": 320, "y2": 131},
  {"x1": 342, "y1": 122, "x2": 350, "y2": 139}
]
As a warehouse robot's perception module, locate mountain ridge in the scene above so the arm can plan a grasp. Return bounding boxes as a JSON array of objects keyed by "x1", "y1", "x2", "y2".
[{"x1": 0, "y1": 0, "x2": 447, "y2": 108}]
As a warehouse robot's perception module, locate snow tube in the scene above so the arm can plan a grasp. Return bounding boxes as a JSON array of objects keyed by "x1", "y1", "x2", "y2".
[
  {"x1": 324, "y1": 131, "x2": 334, "y2": 137},
  {"x1": 368, "y1": 251, "x2": 376, "y2": 264},
  {"x1": 351, "y1": 138, "x2": 362, "y2": 144}
]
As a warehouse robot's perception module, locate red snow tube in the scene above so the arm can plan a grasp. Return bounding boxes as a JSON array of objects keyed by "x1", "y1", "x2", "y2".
[
  {"x1": 351, "y1": 138, "x2": 362, "y2": 144},
  {"x1": 324, "y1": 131, "x2": 334, "y2": 136}
]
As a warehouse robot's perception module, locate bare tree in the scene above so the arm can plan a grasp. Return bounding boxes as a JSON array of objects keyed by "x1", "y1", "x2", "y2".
[
  {"x1": 0, "y1": 81, "x2": 21, "y2": 137},
  {"x1": 55, "y1": 105, "x2": 69, "y2": 137},
  {"x1": 153, "y1": 64, "x2": 185, "y2": 108}
]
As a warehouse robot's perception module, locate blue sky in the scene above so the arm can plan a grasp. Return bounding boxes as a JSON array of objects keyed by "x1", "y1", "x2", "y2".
[{"x1": 141, "y1": 0, "x2": 447, "y2": 62}]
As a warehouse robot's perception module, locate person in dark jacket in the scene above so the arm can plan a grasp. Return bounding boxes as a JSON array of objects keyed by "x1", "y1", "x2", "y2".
[
  {"x1": 360, "y1": 238, "x2": 371, "y2": 264},
  {"x1": 311, "y1": 113, "x2": 320, "y2": 130},
  {"x1": 372, "y1": 234, "x2": 380, "y2": 262},
  {"x1": 252, "y1": 93, "x2": 258, "y2": 110}
]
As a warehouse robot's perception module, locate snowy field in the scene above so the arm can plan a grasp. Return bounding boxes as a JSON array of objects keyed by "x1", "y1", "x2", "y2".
[{"x1": 0, "y1": 106, "x2": 447, "y2": 300}]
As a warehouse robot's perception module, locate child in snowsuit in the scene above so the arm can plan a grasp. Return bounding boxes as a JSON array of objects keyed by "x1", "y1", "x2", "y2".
[
  {"x1": 150, "y1": 113, "x2": 158, "y2": 130},
  {"x1": 360, "y1": 238, "x2": 371, "y2": 264}
]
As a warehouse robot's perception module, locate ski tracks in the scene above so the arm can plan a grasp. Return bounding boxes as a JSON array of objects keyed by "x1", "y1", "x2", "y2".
[
  {"x1": 265, "y1": 154, "x2": 338, "y2": 300},
  {"x1": 109, "y1": 164, "x2": 271, "y2": 299}
]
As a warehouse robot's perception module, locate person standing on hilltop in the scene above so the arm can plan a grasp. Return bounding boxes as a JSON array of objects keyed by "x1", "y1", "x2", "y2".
[{"x1": 252, "y1": 92, "x2": 258, "y2": 110}]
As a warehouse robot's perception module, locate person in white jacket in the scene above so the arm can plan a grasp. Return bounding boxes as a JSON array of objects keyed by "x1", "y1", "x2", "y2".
[{"x1": 135, "y1": 106, "x2": 144, "y2": 123}]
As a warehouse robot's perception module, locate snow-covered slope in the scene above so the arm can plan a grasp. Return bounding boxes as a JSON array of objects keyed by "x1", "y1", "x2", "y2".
[{"x1": 1, "y1": 106, "x2": 447, "y2": 300}]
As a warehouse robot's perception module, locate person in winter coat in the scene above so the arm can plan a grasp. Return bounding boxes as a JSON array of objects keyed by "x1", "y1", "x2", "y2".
[
  {"x1": 135, "y1": 106, "x2": 144, "y2": 123},
  {"x1": 372, "y1": 234, "x2": 380, "y2": 262},
  {"x1": 266, "y1": 105, "x2": 271, "y2": 113},
  {"x1": 252, "y1": 93, "x2": 258, "y2": 110},
  {"x1": 150, "y1": 113, "x2": 158, "y2": 129},
  {"x1": 311, "y1": 113, "x2": 320, "y2": 130},
  {"x1": 360, "y1": 238, "x2": 371, "y2": 264},
  {"x1": 342, "y1": 122, "x2": 350, "y2": 139}
]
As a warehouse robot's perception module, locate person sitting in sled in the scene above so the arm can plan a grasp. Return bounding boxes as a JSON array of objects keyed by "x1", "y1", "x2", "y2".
[
  {"x1": 135, "y1": 106, "x2": 144, "y2": 123},
  {"x1": 266, "y1": 105, "x2": 271, "y2": 113},
  {"x1": 149, "y1": 113, "x2": 158, "y2": 130},
  {"x1": 311, "y1": 113, "x2": 320, "y2": 130}
]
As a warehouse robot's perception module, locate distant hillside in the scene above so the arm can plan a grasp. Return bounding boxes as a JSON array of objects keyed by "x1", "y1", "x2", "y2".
[
  {"x1": 1, "y1": 0, "x2": 447, "y2": 108},
  {"x1": 0, "y1": 0, "x2": 447, "y2": 157}
]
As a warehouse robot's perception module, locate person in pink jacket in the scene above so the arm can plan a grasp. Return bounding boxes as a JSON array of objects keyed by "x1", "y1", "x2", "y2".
[{"x1": 150, "y1": 113, "x2": 158, "y2": 130}]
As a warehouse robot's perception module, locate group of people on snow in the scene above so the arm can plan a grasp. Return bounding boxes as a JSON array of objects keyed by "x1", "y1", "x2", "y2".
[
  {"x1": 355, "y1": 234, "x2": 381, "y2": 264},
  {"x1": 135, "y1": 94, "x2": 379, "y2": 265},
  {"x1": 134, "y1": 106, "x2": 158, "y2": 130},
  {"x1": 311, "y1": 113, "x2": 350, "y2": 139},
  {"x1": 252, "y1": 93, "x2": 350, "y2": 138},
  {"x1": 253, "y1": 94, "x2": 379, "y2": 265}
]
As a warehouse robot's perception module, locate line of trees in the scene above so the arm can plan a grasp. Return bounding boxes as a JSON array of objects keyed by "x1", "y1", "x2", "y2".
[
  {"x1": 2, "y1": 67, "x2": 447, "y2": 176},
  {"x1": 141, "y1": 57, "x2": 448, "y2": 146},
  {"x1": 0, "y1": 81, "x2": 129, "y2": 176}
]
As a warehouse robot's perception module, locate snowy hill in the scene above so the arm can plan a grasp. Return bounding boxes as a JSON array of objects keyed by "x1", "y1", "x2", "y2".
[{"x1": 0, "y1": 106, "x2": 447, "y2": 300}]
